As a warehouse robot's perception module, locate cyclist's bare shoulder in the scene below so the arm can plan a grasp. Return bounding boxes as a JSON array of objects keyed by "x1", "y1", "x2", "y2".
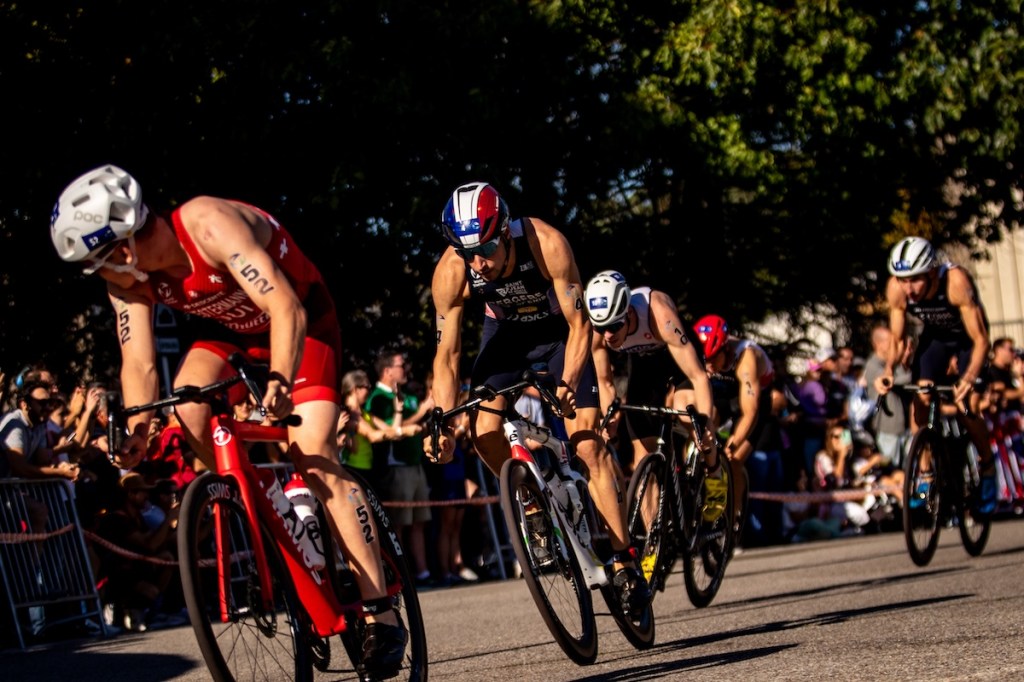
[
  {"x1": 431, "y1": 247, "x2": 470, "y2": 304},
  {"x1": 945, "y1": 265, "x2": 980, "y2": 306},
  {"x1": 526, "y1": 217, "x2": 576, "y2": 281},
  {"x1": 178, "y1": 197, "x2": 270, "y2": 257},
  {"x1": 884, "y1": 275, "x2": 909, "y2": 309},
  {"x1": 648, "y1": 290, "x2": 687, "y2": 342}
]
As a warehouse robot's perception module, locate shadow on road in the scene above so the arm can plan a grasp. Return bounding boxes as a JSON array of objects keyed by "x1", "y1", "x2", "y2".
[{"x1": 0, "y1": 645, "x2": 197, "y2": 681}]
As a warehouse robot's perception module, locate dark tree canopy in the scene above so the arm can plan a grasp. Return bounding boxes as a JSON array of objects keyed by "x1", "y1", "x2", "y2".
[{"x1": 2, "y1": 1, "x2": 1021, "y2": 388}]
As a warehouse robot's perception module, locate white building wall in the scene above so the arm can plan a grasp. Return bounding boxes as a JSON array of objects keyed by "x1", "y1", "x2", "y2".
[{"x1": 974, "y1": 233, "x2": 1024, "y2": 347}]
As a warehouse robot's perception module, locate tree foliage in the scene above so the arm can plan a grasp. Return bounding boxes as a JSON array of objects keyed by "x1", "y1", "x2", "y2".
[{"x1": 1, "y1": 0, "x2": 1021, "y2": 387}]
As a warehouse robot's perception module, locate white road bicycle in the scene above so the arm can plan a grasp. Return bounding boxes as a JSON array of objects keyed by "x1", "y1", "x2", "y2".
[{"x1": 429, "y1": 369, "x2": 654, "y2": 665}]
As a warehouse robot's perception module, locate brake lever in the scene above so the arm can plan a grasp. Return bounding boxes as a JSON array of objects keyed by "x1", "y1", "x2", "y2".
[
  {"x1": 229, "y1": 353, "x2": 269, "y2": 420},
  {"x1": 599, "y1": 397, "x2": 621, "y2": 432}
]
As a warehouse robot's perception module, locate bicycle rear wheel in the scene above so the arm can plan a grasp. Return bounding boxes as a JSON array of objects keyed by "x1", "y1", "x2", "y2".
[
  {"x1": 955, "y1": 442, "x2": 991, "y2": 557},
  {"x1": 500, "y1": 458, "x2": 597, "y2": 665},
  {"x1": 336, "y1": 466, "x2": 429, "y2": 682},
  {"x1": 681, "y1": 457, "x2": 734, "y2": 608},
  {"x1": 595, "y1": 457, "x2": 656, "y2": 651},
  {"x1": 624, "y1": 452, "x2": 672, "y2": 594},
  {"x1": 178, "y1": 472, "x2": 312, "y2": 682},
  {"x1": 902, "y1": 429, "x2": 943, "y2": 567}
]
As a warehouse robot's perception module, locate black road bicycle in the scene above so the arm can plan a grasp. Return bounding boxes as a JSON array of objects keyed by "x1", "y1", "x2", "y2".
[
  {"x1": 878, "y1": 382, "x2": 992, "y2": 567},
  {"x1": 603, "y1": 399, "x2": 735, "y2": 608}
]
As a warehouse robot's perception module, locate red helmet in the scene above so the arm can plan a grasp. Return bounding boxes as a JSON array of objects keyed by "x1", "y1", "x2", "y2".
[{"x1": 694, "y1": 314, "x2": 729, "y2": 360}]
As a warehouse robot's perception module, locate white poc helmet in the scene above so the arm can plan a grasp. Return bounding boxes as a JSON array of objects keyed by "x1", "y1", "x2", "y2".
[
  {"x1": 888, "y1": 236, "x2": 936, "y2": 277},
  {"x1": 50, "y1": 164, "x2": 149, "y2": 272},
  {"x1": 584, "y1": 270, "x2": 631, "y2": 326}
]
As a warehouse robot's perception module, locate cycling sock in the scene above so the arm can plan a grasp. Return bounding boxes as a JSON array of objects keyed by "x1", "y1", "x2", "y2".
[{"x1": 361, "y1": 597, "x2": 393, "y2": 616}]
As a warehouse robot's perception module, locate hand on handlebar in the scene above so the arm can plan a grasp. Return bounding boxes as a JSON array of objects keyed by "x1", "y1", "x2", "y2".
[
  {"x1": 423, "y1": 427, "x2": 455, "y2": 465},
  {"x1": 556, "y1": 385, "x2": 577, "y2": 420},
  {"x1": 116, "y1": 431, "x2": 148, "y2": 470},
  {"x1": 262, "y1": 377, "x2": 294, "y2": 421},
  {"x1": 953, "y1": 377, "x2": 974, "y2": 408}
]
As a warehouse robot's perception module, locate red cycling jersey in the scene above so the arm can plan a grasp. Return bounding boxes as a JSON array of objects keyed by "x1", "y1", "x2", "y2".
[
  {"x1": 150, "y1": 203, "x2": 341, "y2": 405},
  {"x1": 149, "y1": 204, "x2": 320, "y2": 334}
]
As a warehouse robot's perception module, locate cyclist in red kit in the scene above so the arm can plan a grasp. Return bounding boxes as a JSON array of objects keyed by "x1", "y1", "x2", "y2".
[{"x1": 50, "y1": 164, "x2": 406, "y2": 674}]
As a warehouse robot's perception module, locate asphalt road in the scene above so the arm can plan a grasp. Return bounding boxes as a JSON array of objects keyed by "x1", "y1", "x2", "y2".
[{"x1": 4, "y1": 517, "x2": 1023, "y2": 681}]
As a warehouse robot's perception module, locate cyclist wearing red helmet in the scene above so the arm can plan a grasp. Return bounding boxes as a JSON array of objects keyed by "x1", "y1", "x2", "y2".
[
  {"x1": 694, "y1": 314, "x2": 775, "y2": 530},
  {"x1": 583, "y1": 271, "x2": 726, "y2": 522},
  {"x1": 427, "y1": 182, "x2": 651, "y2": 617}
]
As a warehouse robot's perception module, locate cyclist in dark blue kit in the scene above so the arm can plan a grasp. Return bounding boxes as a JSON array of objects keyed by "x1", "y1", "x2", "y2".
[
  {"x1": 874, "y1": 236, "x2": 998, "y2": 516},
  {"x1": 425, "y1": 182, "x2": 651, "y2": 616}
]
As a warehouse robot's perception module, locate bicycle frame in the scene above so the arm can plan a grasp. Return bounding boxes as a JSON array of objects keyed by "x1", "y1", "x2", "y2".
[
  {"x1": 208, "y1": 413, "x2": 353, "y2": 638},
  {"x1": 503, "y1": 415, "x2": 608, "y2": 587},
  {"x1": 109, "y1": 371, "x2": 387, "y2": 640},
  {"x1": 607, "y1": 401, "x2": 698, "y2": 527}
]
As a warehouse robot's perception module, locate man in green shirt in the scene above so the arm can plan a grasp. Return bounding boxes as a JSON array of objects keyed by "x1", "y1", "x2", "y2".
[{"x1": 366, "y1": 350, "x2": 435, "y2": 585}]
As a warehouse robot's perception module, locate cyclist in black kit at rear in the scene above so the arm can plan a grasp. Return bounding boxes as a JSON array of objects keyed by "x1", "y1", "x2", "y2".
[{"x1": 874, "y1": 236, "x2": 998, "y2": 517}]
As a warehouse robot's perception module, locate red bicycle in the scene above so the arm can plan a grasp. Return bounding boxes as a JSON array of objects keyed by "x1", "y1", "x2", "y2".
[{"x1": 106, "y1": 354, "x2": 427, "y2": 682}]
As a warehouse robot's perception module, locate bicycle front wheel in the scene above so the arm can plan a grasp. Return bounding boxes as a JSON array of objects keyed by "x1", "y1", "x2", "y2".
[
  {"x1": 178, "y1": 472, "x2": 312, "y2": 682},
  {"x1": 337, "y1": 466, "x2": 429, "y2": 682},
  {"x1": 902, "y1": 429, "x2": 943, "y2": 567},
  {"x1": 500, "y1": 458, "x2": 597, "y2": 665},
  {"x1": 956, "y1": 442, "x2": 991, "y2": 557},
  {"x1": 625, "y1": 452, "x2": 673, "y2": 595},
  {"x1": 681, "y1": 459, "x2": 734, "y2": 608}
]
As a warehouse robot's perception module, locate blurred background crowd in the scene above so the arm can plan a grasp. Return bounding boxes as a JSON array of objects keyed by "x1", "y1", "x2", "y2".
[{"x1": 3, "y1": 327, "x2": 1024, "y2": 638}]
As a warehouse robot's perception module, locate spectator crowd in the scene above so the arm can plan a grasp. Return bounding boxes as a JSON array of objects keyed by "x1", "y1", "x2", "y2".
[{"x1": 3, "y1": 327, "x2": 1024, "y2": 642}]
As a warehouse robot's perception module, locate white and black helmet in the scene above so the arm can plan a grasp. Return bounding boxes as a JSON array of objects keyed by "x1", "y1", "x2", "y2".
[
  {"x1": 50, "y1": 164, "x2": 149, "y2": 272},
  {"x1": 888, "y1": 236, "x2": 937, "y2": 277},
  {"x1": 584, "y1": 270, "x2": 631, "y2": 326}
]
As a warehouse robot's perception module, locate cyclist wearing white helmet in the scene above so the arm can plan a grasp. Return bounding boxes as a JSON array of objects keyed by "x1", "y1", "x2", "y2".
[
  {"x1": 50, "y1": 164, "x2": 408, "y2": 673},
  {"x1": 427, "y1": 182, "x2": 651, "y2": 617},
  {"x1": 583, "y1": 271, "x2": 726, "y2": 523},
  {"x1": 875, "y1": 235, "x2": 997, "y2": 516}
]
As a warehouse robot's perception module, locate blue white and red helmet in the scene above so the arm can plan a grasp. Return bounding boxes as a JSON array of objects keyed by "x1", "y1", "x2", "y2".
[{"x1": 440, "y1": 182, "x2": 510, "y2": 249}]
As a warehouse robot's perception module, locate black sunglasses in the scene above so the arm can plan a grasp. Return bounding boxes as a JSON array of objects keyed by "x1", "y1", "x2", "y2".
[
  {"x1": 455, "y1": 239, "x2": 500, "y2": 260},
  {"x1": 594, "y1": 319, "x2": 626, "y2": 335}
]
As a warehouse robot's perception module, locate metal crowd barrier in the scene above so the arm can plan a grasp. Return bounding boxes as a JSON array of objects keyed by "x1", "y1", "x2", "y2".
[{"x1": 0, "y1": 478, "x2": 106, "y2": 649}]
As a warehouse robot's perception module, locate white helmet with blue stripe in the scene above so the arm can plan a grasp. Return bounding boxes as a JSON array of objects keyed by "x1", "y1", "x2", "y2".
[
  {"x1": 584, "y1": 270, "x2": 631, "y2": 326},
  {"x1": 888, "y1": 236, "x2": 937, "y2": 277}
]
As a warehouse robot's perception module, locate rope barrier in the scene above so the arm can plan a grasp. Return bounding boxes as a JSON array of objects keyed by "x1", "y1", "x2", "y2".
[
  {"x1": 748, "y1": 485, "x2": 901, "y2": 504},
  {"x1": 44, "y1": 486, "x2": 896, "y2": 569},
  {"x1": 0, "y1": 523, "x2": 76, "y2": 544},
  {"x1": 83, "y1": 530, "x2": 180, "y2": 567}
]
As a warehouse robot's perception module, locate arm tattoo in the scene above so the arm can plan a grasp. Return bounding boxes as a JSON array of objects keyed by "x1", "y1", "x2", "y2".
[
  {"x1": 228, "y1": 253, "x2": 276, "y2": 295},
  {"x1": 666, "y1": 322, "x2": 688, "y2": 344},
  {"x1": 115, "y1": 299, "x2": 131, "y2": 346},
  {"x1": 739, "y1": 369, "x2": 755, "y2": 396}
]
